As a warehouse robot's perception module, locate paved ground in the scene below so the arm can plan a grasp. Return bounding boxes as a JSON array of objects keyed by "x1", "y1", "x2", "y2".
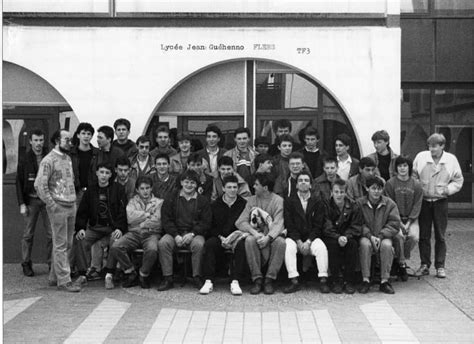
[{"x1": 3, "y1": 219, "x2": 474, "y2": 343}]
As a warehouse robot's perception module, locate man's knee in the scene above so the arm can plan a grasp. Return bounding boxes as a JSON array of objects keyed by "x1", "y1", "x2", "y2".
[
  {"x1": 245, "y1": 235, "x2": 258, "y2": 249},
  {"x1": 190, "y1": 235, "x2": 205, "y2": 252},
  {"x1": 271, "y1": 236, "x2": 286, "y2": 253},
  {"x1": 380, "y1": 238, "x2": 393, "y2": 253},
  {"x1": 310, "y1": 238, "x2": 327, "y2": 255},
  {"x1": 285, "y1": 238, "x2": 297, "y2": 255},
  {"x1": 158, "y1": 235, "x2": 175, "y2": 251}
]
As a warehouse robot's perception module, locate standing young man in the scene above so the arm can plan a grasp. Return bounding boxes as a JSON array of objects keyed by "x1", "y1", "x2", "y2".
[
  {"x1": 112, "y1": 118, "x2": 138, "y2": 158},
  {"x1": 92, "y1": 125, "x2": 125, "y2": 185},
  {"x1": 211, "y1": 156, "x2": 251, "y2": 201},
  {"x1": 235, "y1": 173, "x2": 286, "y2": 295},
  {"x1": 197, "y1": 125, "x2": 227, "y2": 178},
  {"x1": 35, "y1": 129, "x2": 81, "y2": 292},
  {"x1": 347, "y1": 157, "x2": 377, "y2": 201},
  {"x1": 157, "y1": 170, "x2": 212, "y2": 291},
  {"x1": 16, "y1": 128, "x2": 52, "y2": 276},
  {"x1": 224, "y1": 127, "x2": 257, "y2": 185},
  {"x1": 385, "y1": 156, "x2": 423, "y2": 281},
  {"x1": 170, "y1": 132, "x2": 193, "y2": 174},
  {"x1": 151, "y1": 154, "x2": 179, "y2": 200},
  {"x1": 115, "y1": 157, "x2": 136, "y2": 201},
  {"x1": 274, "y1": 152, "x2": 310, "y2": 198},
  {"x1": 298, "y1": 127, "x2": 326, "y2": 179},
  {"x1": 413, "y1": 133, "x2": 463, "y2": 278},
  {"x1": 282, "y1": 172, "x2": 330, "y2": 294},
  {"x1": 254, "y1": 136, "x2": 271, "y2": 155},
  {"x1": 130, "y1": 135, "x2": 155, "y2": 179},
  {"x1": 150, "y1": 126, "x2": 178, "y2": 159},
  {"x1": 334, "y1": 133, "x2": 359, "y2": 181},
  {"x1": 268, "y1": 119, "x2": 302, "y2": 156},
  {"x1": 313, "y1": 157, "x2": 342, "y2": 201},
  {"x1": 367, "y1": 130, "x2": 398, "y2": 182}
]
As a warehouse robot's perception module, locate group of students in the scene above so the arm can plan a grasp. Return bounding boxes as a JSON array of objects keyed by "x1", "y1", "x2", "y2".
[{"x1": 17, "y1": 118, "x2": 464, "y2": 295}]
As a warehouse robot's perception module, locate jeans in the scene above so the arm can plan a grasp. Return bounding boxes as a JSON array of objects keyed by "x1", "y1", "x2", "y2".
[
  {"x1": 22, "y1": 197, "x2": 52, "y2": 264},
  {"x1": 75, "y1": 225, "x2": 117, "y2": 273},
  {"x1": 393, "y1": 219, "x2": 419, "y2": 264},
  {"x1": 359, "y1": 237, "x2": 394, "y2": 281},
  {"x1": 158, "y1": 234, "x2": 205, "y2": 277},
  {"x1": 285, "y1": 238, "x2": 328, "y2": 279},
  {"x1": 46, "y1": 203, "x2": 76, "y2": 286},
  {"x1": 419, "y1": 199, "x2": 448, "y2": 269},
  {"x1": 111, "y1": 230, "x2": 161, "y2": 277},
  {"x1": 324, "y1": 237, "x2": 358, "y2": 283},
  {"x1": 245, "y1": 235, "x2": 286, "y2": 281}
]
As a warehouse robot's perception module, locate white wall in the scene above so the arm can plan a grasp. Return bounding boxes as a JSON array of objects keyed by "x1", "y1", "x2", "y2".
[{"x1": 3, "y1": 26, "x2": 401, "y2": 156}]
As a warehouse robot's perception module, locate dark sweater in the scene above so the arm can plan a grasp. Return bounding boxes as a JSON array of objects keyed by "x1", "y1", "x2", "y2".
[
  {"x1": 112, "y1": 139, "x2": 138, "y2": 159},
  {"x1": 69, "y1": 145, "x2": 99, "y2": 190},
  {"x1": 209, "y1": 195, "x2": 247, "y2": 238},
  {"x1": 323, "y1": 197, "x2": 363, "y2": 240},
  {"x1": 284, "y1": 193, "x2": 326, "y2": 242},
  {"x1": 16, "y1": 148, "x2": 48, "y2": 205}
]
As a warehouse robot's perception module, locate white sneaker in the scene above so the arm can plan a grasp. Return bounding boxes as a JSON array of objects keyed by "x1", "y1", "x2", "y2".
[
  {"x1": 199, "y1": 280, "x2": 213, "y2": 294},
  {"x1": 436, "y1": 268, "x2": 446, "y2": 279},
  {"x1": 105, "y1": 274, "x2": 114, "y2": 289},
  {"x1": 230, "y1": 280, "x2": 242, "y2": 296}
]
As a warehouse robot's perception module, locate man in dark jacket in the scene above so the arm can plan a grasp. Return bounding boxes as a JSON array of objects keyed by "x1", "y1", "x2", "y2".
[
  {"x1": 16, "y1": 128, "x2": 52, "y2": 276},
  {"x1": 323, "y1": 179, "x2": 363, "y2": 294},
  {"x1": 200, "y1": 175, "x2": 247, "y2": 295},
  {"x1": 282, "y1": 171, "x2": 330, "y2": 294},
  {"x1": 157, "y1": 170, "x2": 212, "y2": 291},
  {"x1": 112, "y1": 118, "x2": 138, "y2": 158},
  {"x1": 74, "y1": 162, "x2": 128, "y2": 281}
]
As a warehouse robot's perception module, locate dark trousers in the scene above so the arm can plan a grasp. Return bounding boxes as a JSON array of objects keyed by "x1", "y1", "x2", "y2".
[
  {"x1": 324, "y1": 237, "x2": 358, "y2": 283},
  {"x1": 419, "y1": 199, "x2": 448, "y2": 269},
  {"x1": 201, "y1": 237, "x2": 247, "y2": 282},
  {"x1": 76, "y1": 225, "x2": 116, "y2": 273}
]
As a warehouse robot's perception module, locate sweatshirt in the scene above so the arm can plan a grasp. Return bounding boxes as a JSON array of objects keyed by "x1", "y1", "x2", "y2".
[{"x1": 384, "y1": 176, "x2": 423, "y2": 222}]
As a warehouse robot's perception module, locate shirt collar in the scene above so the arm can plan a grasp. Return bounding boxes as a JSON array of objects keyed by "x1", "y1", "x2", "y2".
[
  {"x1": 297, "y1": 191, "x2": 311, "y2": 202},
  {"x1": 305, "y1": 147, "x2": 319, "y2": 153},
  {"x1": 179, "y1": 189, "x2": 198, "y2": 200},
  {"x1": 337, "y1": 155, "x2": 352, "y2": 163}
]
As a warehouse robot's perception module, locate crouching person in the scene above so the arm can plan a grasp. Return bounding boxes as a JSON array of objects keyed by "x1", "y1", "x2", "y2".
[
  {"x1": 157, "y1": 170, "x2": 212, "y2": 291},
  {"x1": 75, "y1": 162, "x2": 127, "y2": 288},
  {"x1": 357, "y1": 176, "x2": 400, "y2": 294},
  {"x1": 235, "y1": 173, "x2": 286, "y2": 295},
  {"x1": 323, "y1": 179, "x2": 363, "y2": 294},
  {"x1": 283, "y1": 171, "x2": 330, "y2": 294},
  {"x1": 110, "y1": 176, "x2": 163, "y2": 289}
]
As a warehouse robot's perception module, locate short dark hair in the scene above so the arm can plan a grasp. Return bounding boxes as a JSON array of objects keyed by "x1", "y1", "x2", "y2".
[
  {"x1": 288, "y1": 152, "x2": 304, "y2": 162},
  {"x1": 176, "y1": 132, "x2": 192, "y2": 142},
  {"x1": 371, "y1": 130, "x2": 390, "y2": 142},
  {"x1": 98, "y1": 125, "x2": 114, "y2": 141},
  {"x1": 222, "y1": 175, "x2": 239, "y2": 187},
  {"x1": 154, "y1": 153, "x2": 170, "y2": 164},
  {"x1": 296, "y1": 171, "x2": 312, "y2": 184},
  {"x1": 136, "y1": 135, "x2": 151, "y2": 146},
  {"x1": 394, "y1": 155, "x2": 413, "y2": 176},
  {"x1": 323, "y1": 156, "x2": 338, "y2": 167},
  {"x1": 254, "y1": 172, "x2": 275, "y2": 192},
  {"x1": 180, "y1": 169, "x2": 200, "y2": 185},
  {"x1": 187, "y1": 152, "x2": 202, "y2": 165},
  {"x1": 205, "y1": 125, "x2": 222, "y2": 138},
  {"x1": 254, "y1": 136, "x2": 270, "y2": 147},
  {"x1": 254, "y1": 153, "x2": 272, "y2": 169},
  {"x1": 155, "y1": 125, "x2": 169, "y2": 136},
  {"x1": 304, "y1": 127, "x2": 320, "y2": 140},
  {"x1": 113, "y1": 118, "x2": 131, "y2": 131},
  {"x1": 332, "y1": 179, "x2": 347, "y2": 190},
  {"x1": 359, "y1": 157, "x2": 377, "y2": 169},
  {"x1": 365, "y1": 175, "x2": 385, "y2": 188},
  {"x1": 234, "y1": 127, "x2": 250, "y2": 138},
  {"x1": 218, "y1": 156, "x2": 234, "y2": 168},
  {"x1": 50, "y1": 129, "x2": 67, "y2": 146},
  {"x1": 135, "y1": 176, "x2": 153, "y2": 189},
  {"x1": 276, "y1": 134, "x2": 294, "y2": 146},
  {"x1": 272, "y1": 119, "x2": 292, "y2": 133},
  {"x1": 96, "y1": 162, "x2": 113, "y2": 172},
  {"x1": 29, "y1": 128, "x2": 45, "y2": 140},
  {"x1": 72, "y1": 122, "x2": 94, "y2": 146},
  {"x1": 335, "y1": 133, "x2": 351, "y2": 147},
  {"x1": 115, "y1": 156, "x2": 131, "y2": 168}
]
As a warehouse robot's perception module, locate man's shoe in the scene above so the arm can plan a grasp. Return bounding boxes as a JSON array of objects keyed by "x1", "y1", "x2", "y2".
[
  {"x1": 344, "y1": 283, "x2": 356, "y2": 295},
  {"x1": 193, "y1": 276, "x2": 204, "y2": 289},
  {"x1": 380, "y1": 282, "x2": 395, "y2": 294},
  {"x1": 399, "y1": 263, "x2": 409, "y2": 282},
  {"x1": 22, "y1": 262, "x2": 34, "y2": 277},
  {"x1": 85, "y1": 267, "x2": 102, "y2": 281},
  {"x1": 319, "y1": 278, "x2": 330, "y2": 294},
  {"x1": 359, "y1": 281, "x2": 370, "y2": 294},
  {"x1": 250, "y1": 278, "x2": 263, "y2": 295},
  {"x1": 157, "y1": 277, "x2": 174, "y2": 291},
  {"x1": 122, "y1": 271, "x2": 138, "y2": 288},
  {"x1": 416, "y1": 264, "x2": 430, "y2": 276},
  {"x1": 263, "y1": 278, "x2": 275, "y2": 295},
  {"x1": 436, "y1": 268, "x2": 446, "y2": 279},
  {"x1": 331, "y1": 281, "x2": 343, "y2": 294},
  {"x1": 48, "y1": 280, "x2": 57, "y2": 287},
  {"x1": 283, "y1": 278, "x2": 301, "y2": 294},
  {"x1": 105, "y1": 275, "x2": 114, "y2": 289},
  {"x1": 74, "y1": 275, "x2": 88, "y2": 288},
  {"x1": 57, "y1": 282, "x2": 81, "y2": 292},
  {"x1": 199, "y1": 280, "x2": 213, "y2": 294},
  {"x1": 230, "y1": 280, "x2": 242, "y2": 296},
  {"x1": 139, "y1": 274, "x2": 151, "y2": 289}
]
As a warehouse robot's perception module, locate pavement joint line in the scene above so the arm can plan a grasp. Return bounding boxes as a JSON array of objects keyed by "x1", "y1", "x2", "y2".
[
  {"x1": 313, "y1": 309, "x2": 341, "y2": 344},
  {"x1": 143, "y1": 307, "x2": 177, "y2": 343},
  {"x1": 360, "y1": 300, "x2": 419, "y2": 343},
  {"x1": 3, "y1": 296, "x2": 42, "y2": 325}
]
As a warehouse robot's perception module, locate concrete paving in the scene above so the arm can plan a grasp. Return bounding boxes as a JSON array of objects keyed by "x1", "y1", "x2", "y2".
[{"x1": 3, "y1": 219, "x2": 474, "y2": 343}]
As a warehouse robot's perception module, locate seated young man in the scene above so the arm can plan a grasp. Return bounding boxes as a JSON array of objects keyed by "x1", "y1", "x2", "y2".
[
  {"x1": 151, "y1": 153, "x2": 178, "y2": 200},
  {"x1": 157, "y1": 170, "x2": 212, "y2": 291},
  {"x1": 323, "y1": 179, "x2": 363, "y2": 294},
  {"x1": 347, "y1": 157, "x2": 377, "y2": 201},
  {"x1": 384, "y1": 156, "x2": 423, "y2": 281},
  {"x1": 283, "y1": 171, "x2": 330, "y2": 294},
  {"x1": 74, "y1": 162, "x2": 128, "y2": 287},
  {"x1": 211, "y1": 156, "x2": 251, "y2": 201},
  {"x1": 110, "y1": 176, "x2": 163, "y2": 289},
  {"x1": 313, "y1": 157, "x2": 342, "y2": 201},
  {"x1": 235, "y1": 173, "x2": 286, "y2": 295},
  {"x1": 200, "y1": 175, "x2": 248, "y2": 295},
  {"x1": 356, "y1": 176, "x2": 401, "y2": 294}
]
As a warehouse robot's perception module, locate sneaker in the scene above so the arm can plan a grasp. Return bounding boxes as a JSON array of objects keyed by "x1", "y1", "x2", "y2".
[
  {"x1": 74, "y1": 275, "x2": 88, "y2": 288},
  {"x1": 380, "y1": 282, "x2": 395, "y2": 294},
  {"x1": 399, "y1": 263, "x2": 409, "y2": 282},
  {"x1": 21, "y1": 262, "x2": 34, "y2": 277},
  {"x1": 283, "y1": 278, "x2": 301, "y2": 294},
  {"x1": 105, "y1": 274, "x2": 114, "y2": 289},
  {"x1": 230, "y1": 280, "x2": 242, "y2": 296},
  {"x1": 199, "y1": 280, "x2": 214, "y2": 294},
  {"x1": 344, "y1": 283, "x2": 356, "y2": 295},
  {"x1": 416, "y1": 264, "x2": 430, "y2": 276},
  {"x1": 319, "y1": 278, "x2": 330, "y2": 294},
  {"x1": 57, "y1": 282, "x2": 81, "y2": 292},
  {"x1": 359, "y1": 281, "x2": 370, "y2": 294},
  {"x1": 157, "y1": 277, "x2": 174, "y2": 291},
  {"x1": 250, "y1": 278, "x2": 263, "y2": 295},
  {"x1": 122, "y1": 271, "x2": 138, "y2": 288},
  {"x1": 436, "y1": 268, "x2": 446, "y2": 279},
  {"x1": 85, "y1": 267, "x2": 102, "y2": 281}
]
